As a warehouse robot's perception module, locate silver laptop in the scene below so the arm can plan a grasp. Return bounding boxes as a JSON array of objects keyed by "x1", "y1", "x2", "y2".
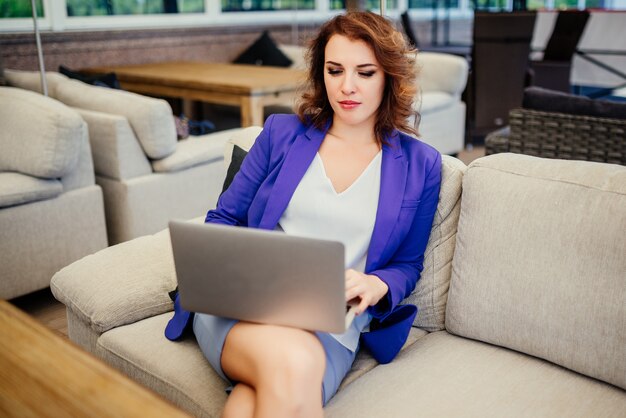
[{"x1": 169, "y1": 220, "x2": 357, "y2": 333}]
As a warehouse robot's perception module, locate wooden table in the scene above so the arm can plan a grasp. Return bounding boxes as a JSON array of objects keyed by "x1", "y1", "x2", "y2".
[
  {"x1": 0, "y1": 300, "x2": 191, "y2": 418},
  {"x1": 85, "y1": 62, "x2": 305, "y2": 127}
]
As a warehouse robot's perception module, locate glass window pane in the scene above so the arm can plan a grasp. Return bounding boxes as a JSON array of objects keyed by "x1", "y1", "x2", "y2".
[
  {"x1": 330, "y1": 0, "x2": 398, "y2": 10},
  {"x1": 553, "y1": 0, "x2": 579, "y2": 7},
  {"x1": 221, "y1": 0, "x2": 315, "y2": 11},
  {"x1": 66, "y1": 0, "x2": 205, "y2": 17},
  {"x1": 526, "y1": 0, "x2": 547, "y2": 9},
  {"x1": 409, "y1": 0, "x2": 460, "y2": 8},
  {"x1": 1, "y1": 0, "x2": 44, "y2": 18}
]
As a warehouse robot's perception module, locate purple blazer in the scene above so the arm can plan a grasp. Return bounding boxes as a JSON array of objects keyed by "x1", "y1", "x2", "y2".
[{"x1": 166, "y1": 114, "x2": 441, "y2": 364}]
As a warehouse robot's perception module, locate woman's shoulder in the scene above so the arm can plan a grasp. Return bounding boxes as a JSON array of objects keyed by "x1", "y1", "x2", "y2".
[
  {"x1": 396, "y1": 131, "x2": 441, "y2": 170},
  {"x1": 263, "y1": 113, "x2": 307, "y2": 134}
]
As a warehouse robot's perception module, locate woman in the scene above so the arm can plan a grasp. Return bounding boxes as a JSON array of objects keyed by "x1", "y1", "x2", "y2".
[{"x1": 166, "y1": 11, "x2": 441, "y2": 417}]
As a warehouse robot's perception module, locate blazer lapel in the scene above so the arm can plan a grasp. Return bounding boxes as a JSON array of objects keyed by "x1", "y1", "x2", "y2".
[
  {"x1": 258, "y1": 123, "x2": 327, "y2": 230},
  {"x1": 366, "y1": 132, "x2": 407, "y2": 272}
]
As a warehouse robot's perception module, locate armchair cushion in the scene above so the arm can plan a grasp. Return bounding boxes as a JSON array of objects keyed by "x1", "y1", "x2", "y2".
[
  {"x1": 417, "y1": 52, "x2": 469, "y2": 96},
  {"x1": 74, "y1": 108, "x2": 152, "y2": 180},
  {"x1": 0, "y1": 172, "x2": 62, "y2": 208},
  {"x1": 418, "y1": 92, "x2": 456, "y2": 114},
  {"x1": 523, "y1": 86, "x2": 626, "y2": 120},
  {"x1": 0, "y1": 87, "x2": 84, "y2": 179},
  {"x1": 54, "y1": 79, "x2": 177, "y2": 159}
]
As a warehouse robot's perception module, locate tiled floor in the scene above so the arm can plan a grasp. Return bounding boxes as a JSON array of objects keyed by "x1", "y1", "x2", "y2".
[{"x1": 11, "y1": 145, "x2": 486, "y2": 337}]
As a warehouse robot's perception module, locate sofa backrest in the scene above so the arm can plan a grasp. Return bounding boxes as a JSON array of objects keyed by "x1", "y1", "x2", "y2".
[
  {"x1": 54, "y1": 78, "x2": 177, "y2": 160},
  {"x1": 446, "y1": 153, "x2": 626, "y2": 390},
  {"x1": 0, "y1": 87, "x2": 84, "y2": 179},
  {"x1": 5, "y1": 69, "x2": 177, "y2": 161},
  {"x1": 404, "y1": 155, "x2": 466, "y2": 331},
  {"x1": 416, "y1": 52, "x2": 469, "y2": 97},
  {"x1": 4, "y1": 69, "x2": 69, "y2": 97}
]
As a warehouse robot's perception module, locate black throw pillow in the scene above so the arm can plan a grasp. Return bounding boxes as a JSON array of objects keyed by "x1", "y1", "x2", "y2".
[
  {"x1": 233, "y1": 31, "x2": 292, "y2": 67},
  {"x1": 523, "y1": 86, "x2": 626, "y2": 120},
  {"x1": 59, "y1": 65, "x2": 121, "y2": 89},
  {"x1": 221, "y1": 145, "x2": 249, "y2": 195}
]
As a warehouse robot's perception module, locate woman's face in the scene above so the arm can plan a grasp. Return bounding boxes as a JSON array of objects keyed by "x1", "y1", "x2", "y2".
[{"x1": 323, "y1": 34, "x2": 385, "y2": 129}]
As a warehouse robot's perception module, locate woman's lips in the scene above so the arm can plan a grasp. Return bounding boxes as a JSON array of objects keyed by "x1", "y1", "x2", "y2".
[{"x1": 339, "y1": 100, "x2": 360, "y2": 110}]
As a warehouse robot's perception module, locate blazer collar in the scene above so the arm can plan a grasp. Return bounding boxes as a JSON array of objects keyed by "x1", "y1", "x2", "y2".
[
  {"x1": 366, "y1": 130, "x2": 407, "y2": 271},
  {"x1": 258, "y1": 121, "x2": 330, "y2": 230}
]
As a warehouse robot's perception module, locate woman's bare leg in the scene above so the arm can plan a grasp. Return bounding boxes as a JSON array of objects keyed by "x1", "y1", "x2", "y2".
[
  {"x1": 221, "y1": 322, "x2": 325, "y2": 418},
  {"x1": 222, "y1": 383, "x2": 255, "y2": 418}
]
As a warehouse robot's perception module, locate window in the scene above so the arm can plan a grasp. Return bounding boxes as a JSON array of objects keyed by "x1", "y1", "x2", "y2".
[
  {"x1": 329, "y1": 1, "x2": 398, "y2": 10},
  {"x1": 409, "y1": 0, "x2": 460, "y2": 9},
  {"x1": 66, "y1": 0, "x2": 204, "y2": 16},
  {"x1": 222, "y1": 0, "x2": 314, "y2": 11},
  {"x1": 1, "y1": 0, "x2": 43, "y2": 18}
]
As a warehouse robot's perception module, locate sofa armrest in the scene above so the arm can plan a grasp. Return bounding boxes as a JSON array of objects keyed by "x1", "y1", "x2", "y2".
[
  {"x1": 152, "y1": 128, "x2": 241, "y2": 173},
  {"x1": 51, "y1": 229, "x2": 177, "y2": 334},
  {"x1": 417, "y1": 52, "x2": 469, "y2": 97}
]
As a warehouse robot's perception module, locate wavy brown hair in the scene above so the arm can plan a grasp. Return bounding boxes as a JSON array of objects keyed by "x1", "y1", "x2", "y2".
[{"x1": 296, "y1": 11, "x2": 419, "y2": 145}]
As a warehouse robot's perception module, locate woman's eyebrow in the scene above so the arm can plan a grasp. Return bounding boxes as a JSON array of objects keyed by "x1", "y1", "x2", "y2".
[{"x1": 325, "y1": 61, "x2": 378, "y2": 68}]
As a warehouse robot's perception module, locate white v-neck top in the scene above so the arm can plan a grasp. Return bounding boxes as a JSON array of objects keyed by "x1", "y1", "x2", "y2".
[{"x1": 277, "y1": 151, "x2": 382, "y2": 351}]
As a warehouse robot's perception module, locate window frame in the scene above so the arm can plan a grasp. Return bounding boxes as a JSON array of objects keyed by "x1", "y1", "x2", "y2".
[{"x1": 0, "y1": 0, "x2": 620, "y2": 33}]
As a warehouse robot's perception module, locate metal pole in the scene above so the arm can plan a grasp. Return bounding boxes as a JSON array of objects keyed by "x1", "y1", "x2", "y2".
[
  {"x1": 380, "y1": 0, "x2": 386, "y2": 15},
  {"x1": 31, "y1": 0, "x2": 48, "y2": 97}
]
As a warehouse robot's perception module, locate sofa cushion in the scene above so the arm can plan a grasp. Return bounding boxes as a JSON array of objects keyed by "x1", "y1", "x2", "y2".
[
  {"x1": 0, "y1": 87, "x2": 84, "y2": 179},
  {"x1": 0, "y1": 172, "x2": 62, "y2": 208},
  {"x1": 418, "y1": 91, "x2": 456, "y2": 114},
  {"x1": 404, "y1": 155, "x2": 466, "y2": 331},
  {"x1": 152, "y1": 129, "x2": 239, "y2": 173},
  {"x1": 223, "y1": 126, "x2": 263, "y2": 169},
  {"x1": 96, "y1": 313, "x2": 428, "y2": 417},
  {"x1": 326, "y1": 331, "x2": 626, "y2": 416},
  {"x1": 97, "y1": 313, "x2": 228, "y2": 418},
  {"x1": 446, "y1": 153, "x2": 626, "y2": 389},
  {"x1": 3, "y1": 69, "x2": 69, "y2": 97},
  {"x1": 54, "y1": 78, "x2": 177, "y2": 160}
]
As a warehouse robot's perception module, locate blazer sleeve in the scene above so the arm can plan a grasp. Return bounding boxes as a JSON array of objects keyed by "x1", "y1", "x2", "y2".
[
  {"x1": 368, "y1": 152, "x2": 442, "y2": 320},
  {"x1": 204, "y1": 115, "x2": 275, "y2": 226}
]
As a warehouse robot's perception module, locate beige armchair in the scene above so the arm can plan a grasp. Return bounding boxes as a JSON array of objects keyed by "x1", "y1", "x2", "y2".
[
  {"x1": 6, "y1": 70, "x2": 242, "y2": 244},
  {"x1": 0, "y1": 87, "x2": 108, "y2": 299}
]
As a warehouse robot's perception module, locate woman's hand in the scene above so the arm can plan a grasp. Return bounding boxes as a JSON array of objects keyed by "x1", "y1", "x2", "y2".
[{"x1": 344, "y1": 269, "x2": 389, "y2": 316}]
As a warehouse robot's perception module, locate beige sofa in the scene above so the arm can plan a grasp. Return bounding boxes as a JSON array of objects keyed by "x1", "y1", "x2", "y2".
[
  {"x1": 0, "y1": 87, "x2": 108, "y2": 299},
  {"x1": 5, "y1": 70, "x2": 241, "y2": 245},
  {"x1": 50, "y1": 128, "x2": 625, "y2": 416}
]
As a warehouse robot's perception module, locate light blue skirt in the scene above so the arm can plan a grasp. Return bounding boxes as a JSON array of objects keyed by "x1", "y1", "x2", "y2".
[{"x1": 193, "y1": 313, "x2": 357, "y2": 406}]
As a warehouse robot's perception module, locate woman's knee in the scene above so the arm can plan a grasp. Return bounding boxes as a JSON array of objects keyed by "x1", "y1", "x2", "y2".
[{"x1": 258, "y1": 332, "x2": 325, "y2": 405}]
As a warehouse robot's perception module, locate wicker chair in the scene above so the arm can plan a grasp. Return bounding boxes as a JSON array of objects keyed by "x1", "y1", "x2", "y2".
[{"x1": 485, "y1": 108, "x2": 626, "y2": 165}]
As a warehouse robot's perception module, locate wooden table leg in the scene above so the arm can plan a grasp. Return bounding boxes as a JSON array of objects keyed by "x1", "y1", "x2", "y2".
[
  {"x1": 182, "y1": 99, "x2": 194, "y2": 119},
  {"x1": 240, "y1": 96, "x2": 264, "y2": 127}
]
